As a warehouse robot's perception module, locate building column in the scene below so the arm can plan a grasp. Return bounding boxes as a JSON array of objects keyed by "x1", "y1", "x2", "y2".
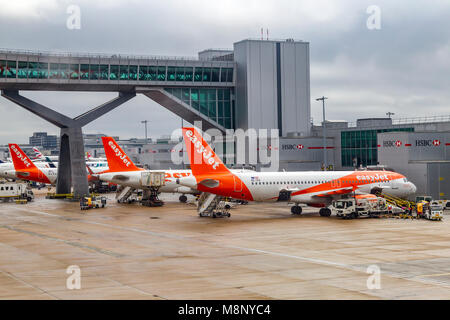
[
  {"x1": 1, "y1": 90, "x2": 135, "y2": 198},
  {"x1": 57, "y1": 128, "x2": 72, "y2": 194}
]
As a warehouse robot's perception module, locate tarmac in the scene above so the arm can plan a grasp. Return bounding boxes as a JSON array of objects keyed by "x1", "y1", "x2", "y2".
[{"x1": 1, "y1": 189, "x2": 450, "y2": 300}]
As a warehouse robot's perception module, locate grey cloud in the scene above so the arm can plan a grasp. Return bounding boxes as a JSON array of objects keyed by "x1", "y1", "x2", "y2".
[{"x1": 0, "y1": 0, "x2": 449, "y2": 143}]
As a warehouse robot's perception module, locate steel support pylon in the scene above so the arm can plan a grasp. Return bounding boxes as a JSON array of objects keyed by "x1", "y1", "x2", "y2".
[{"x1": 1, "y1": 90, "x2": 135, "y2": 198}]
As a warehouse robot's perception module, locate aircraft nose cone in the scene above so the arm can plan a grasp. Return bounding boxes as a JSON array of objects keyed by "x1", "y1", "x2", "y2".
[{"x1": 410, "y1": 182, "x2": 417, "y2": 193}]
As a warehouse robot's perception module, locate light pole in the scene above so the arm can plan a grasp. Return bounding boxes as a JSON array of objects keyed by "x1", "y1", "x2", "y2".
[
  {"x1": 386, "y1": 112, "x2": 395, "y2": 119},
  {"x1": 141, "y1": 120, "x2": 149, "y2": 142},
  {"x1": 316, "y1": 96, "x2": 328, "y2": 170}
]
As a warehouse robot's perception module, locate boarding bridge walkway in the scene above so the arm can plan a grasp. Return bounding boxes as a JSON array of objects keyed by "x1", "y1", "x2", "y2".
[{"x1": 0, "y1": 49, "x2": 235, "y2": 197}]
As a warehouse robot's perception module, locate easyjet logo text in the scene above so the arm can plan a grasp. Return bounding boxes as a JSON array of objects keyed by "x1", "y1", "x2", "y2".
[
  {"x1": 10, "y1": 145, "x2": 31, "y2": 168},
  {"x1": 356, "y1": 173, "x2": 390, "y2": 181},
  {"x1": 185, "y1": 130, "x2": 220, "y2": 169},
  {"x1": 108, "y1": 141, "x2": 131, "y2": 167}
]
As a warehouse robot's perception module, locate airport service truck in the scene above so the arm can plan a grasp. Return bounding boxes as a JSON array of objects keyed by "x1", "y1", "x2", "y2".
[
  {"x1": 424, "y1": 201, "x2": 443, "y2": 221},
  {"x1": 0, "y1": 182, "x2": 34, "y2": 202},
  {"x1": 331, "y1": 194, "x2": 388, "y2": 219}
]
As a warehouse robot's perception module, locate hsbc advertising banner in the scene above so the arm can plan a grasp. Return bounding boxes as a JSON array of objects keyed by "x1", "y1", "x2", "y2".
[
  {"x1": 378, "y1": 132, "x2": 450, "y2": 162},
  {"x1": 279, "y1": 137, "x2": 335, "y2": 162}
]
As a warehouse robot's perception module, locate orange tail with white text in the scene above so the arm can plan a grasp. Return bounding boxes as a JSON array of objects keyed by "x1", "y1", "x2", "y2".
[
  {"x1": 8, "y1": 144, "x2": 51, "y2": 184},
  {"x1": 101, "y1": 137, "x2": 141, "y2": 172},
  {"x1": 9, "y1": 144, "x2": 37, "y2": 171},
  {"x1": 181, "y1": 127, "x2": 253, "y2": 201},
  {"x1": 181, "y1": 127, "x2": 230, "y2": 176}
]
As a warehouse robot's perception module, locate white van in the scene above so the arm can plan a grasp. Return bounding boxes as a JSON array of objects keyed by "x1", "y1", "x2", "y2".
[{"x1": 0, "y1": 183, "x2": 34, "y2": 202}]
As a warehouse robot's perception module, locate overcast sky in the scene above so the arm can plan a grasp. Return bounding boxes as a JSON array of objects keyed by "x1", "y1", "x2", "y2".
[{"x1": 0, "y1": 0, "x2": 449, "y2": 144}]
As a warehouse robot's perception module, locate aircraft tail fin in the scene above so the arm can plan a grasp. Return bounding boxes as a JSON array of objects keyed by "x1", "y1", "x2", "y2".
[
  {"x1": 45, "y1": 157, "x2": 56, "y2": 168},
  {"x1": 101, "y1": 137, "x2": 141, "y2": 172},
  {"x1": 32, "y1": 147, "x2": 43, "y2": 160},
  {"x1": 181, "y1": 127, "x2": 230, "y2": 177},
  {"x1": 8, "y1": 144, "x2": 38, "y2": 171}
]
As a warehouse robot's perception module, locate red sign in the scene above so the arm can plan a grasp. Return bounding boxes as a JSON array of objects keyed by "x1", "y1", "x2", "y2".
[
  {"x1": 433, "y1": 139, "x2": 441, "y2": 146},
  {"x1": 395, "y1": 140, "x2": 402, "y2": 147},
  {"x1": 296, "y1": 144, "x2": 304, "y2": 150}
]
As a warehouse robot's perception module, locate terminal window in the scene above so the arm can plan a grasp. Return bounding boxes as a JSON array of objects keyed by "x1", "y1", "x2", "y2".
[
  {"x1": 7, "y1": 59, "x2": 233, "y2": 83},
  {"x1": 164, "y1": 87, "x2": 233, "y2": 129},
  {"x1": 341, "y1": 128, "x2": 414, "y2": 167}
]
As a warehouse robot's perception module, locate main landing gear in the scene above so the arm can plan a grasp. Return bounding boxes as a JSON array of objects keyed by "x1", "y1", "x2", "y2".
[
  {"x1": 319, "y1": 208, "x2": 332, "y2": 217},
  {"x1": 179, "y1": 195, "x2": 188, "y2": 203},
  {"x1": 291, "y1": 205, "x2": 302, "y2": 215}
]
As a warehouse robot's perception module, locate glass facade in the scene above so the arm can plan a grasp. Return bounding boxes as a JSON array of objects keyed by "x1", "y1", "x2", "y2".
[
  {"x1": 0, "y1": 59, "x2": 233, "y2": 83},
  {"x1": 164, "y1": 88, "x2": 233, "y2": 129},
  {"x1": 341, "y1": 127, "x2": 414, "y2": 167}
]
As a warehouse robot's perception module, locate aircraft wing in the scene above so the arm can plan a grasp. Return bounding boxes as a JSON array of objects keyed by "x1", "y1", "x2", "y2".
[
  {"x1": 313, "y1": 184, "x2": 393, "y2": 199},
  {"x1": 313, "y1": 187, "x2": 354, "y2": 198}
]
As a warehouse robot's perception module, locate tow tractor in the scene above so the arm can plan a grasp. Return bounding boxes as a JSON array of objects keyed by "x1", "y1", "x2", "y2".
[
  {"x1": 331, "y1": 194, "x2": 388, "y2": 219},
  {"x1": 420, "y1": 200, "x2": 443, "y2": 221},
  {"x1": 80, "y1": 196, "x2": 107, "y2": 211}
]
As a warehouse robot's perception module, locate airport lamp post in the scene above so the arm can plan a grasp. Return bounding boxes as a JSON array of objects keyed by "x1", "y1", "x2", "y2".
[
  {"x1": 141, "y1": 120, "x2": 149, "y2": 143},
  {"x1": 316, "y1": 96, "x2": 328, "y2": 170}
]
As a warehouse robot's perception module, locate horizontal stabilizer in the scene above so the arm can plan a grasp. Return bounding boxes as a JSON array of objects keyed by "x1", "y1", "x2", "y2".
[
  {"x1": 198, "y1": 179, "x2": 220, "y2": 188},
  {"x1": 112, "y1": 174, "x2": 130, "y2": 182}
]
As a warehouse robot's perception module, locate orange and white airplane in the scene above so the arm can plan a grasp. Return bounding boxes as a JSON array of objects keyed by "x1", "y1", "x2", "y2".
[
  {"x1": 6, "y1": 144, "x2": 107, "y2": 185},
  {"x1": 6, "y1": 144, "x2": 57, "y2": 184},
  {"x1": 178, "y1": 127, "x2": 417, "y2": 216},
  {"x1": 93, "y1": 137, "x2": 197, "y2": 201}
]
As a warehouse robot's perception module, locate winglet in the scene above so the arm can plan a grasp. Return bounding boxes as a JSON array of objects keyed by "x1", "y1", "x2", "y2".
[
  {"x1": 101, "y1": 137, "x2": 140, "y2": 172},
  {"x1": 9, "y1": 144, "x2": 38, "y2": 171},
  {"x1": 181, "y1": 127, "x2": 230, "y2": 177}
]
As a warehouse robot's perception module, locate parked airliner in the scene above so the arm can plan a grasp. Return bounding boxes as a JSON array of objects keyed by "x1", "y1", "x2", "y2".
[
  {"x1": 93, "y1": 137, "x2": 197, "y2": 201},
  {"x1": 178, "y1": 127, "x2": 417, "y2": 216},
  {"x1": 6, "y1": 144, "x2": 109, "y2": 185}
]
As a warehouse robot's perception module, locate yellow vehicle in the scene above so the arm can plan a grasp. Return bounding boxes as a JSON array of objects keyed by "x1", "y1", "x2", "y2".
[
  {"x1": 416, "y1": 200, "x2": 442, "y2": 221},
  {"x1": 80, "y1": 196, "x2": 107, "y2": 210}
]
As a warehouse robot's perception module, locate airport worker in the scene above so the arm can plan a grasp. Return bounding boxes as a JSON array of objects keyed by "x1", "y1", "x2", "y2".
[{"x1": 417, "y1": 202, "x2": 423, "y2": 217}]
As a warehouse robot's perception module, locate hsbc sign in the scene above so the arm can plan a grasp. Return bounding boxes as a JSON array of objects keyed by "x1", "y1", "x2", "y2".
[
  {"x1": 383, "y1": 140, "x2": 402, "y2": 147},
  {"x1": 282, "y1": 144, "x2": 304, "y2": 151},
  {"x1": 383, "y1": 139, "x2": 442, "y2": 148},
  {"x1": 415, "y1": 139, "x2": 441, "y2": 147}
]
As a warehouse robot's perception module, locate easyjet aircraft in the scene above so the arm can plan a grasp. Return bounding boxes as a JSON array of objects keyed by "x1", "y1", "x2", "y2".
[
  {"x1": 6, "y1": 144, "x2": 108, "y2": 185},
  {"x1": 7, "y1": 144, "x2": 57, "y2": 184},
  {"x1": 93, "y1": 137, "x2": 197, "y2": 201},
  {"x1": 178, "y1": 127, "x2": 417, "y2": 216},
  {"x1": 0, "y1": 157, "x2": 57, "y2": 179},
  {"x1": 95, "y1": 137, "x2": 257, "y2": 202}
]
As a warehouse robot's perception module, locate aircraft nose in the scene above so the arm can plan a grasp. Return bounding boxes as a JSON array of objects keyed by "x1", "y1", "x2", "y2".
[{"x1": 410, "y1": 182, "x2": 417, "y2": 194}]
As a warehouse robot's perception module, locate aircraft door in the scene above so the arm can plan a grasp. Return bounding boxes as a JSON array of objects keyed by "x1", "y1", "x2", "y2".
[{"x1": 234, "y1": 176, "x2": 243, "y2": 192}]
